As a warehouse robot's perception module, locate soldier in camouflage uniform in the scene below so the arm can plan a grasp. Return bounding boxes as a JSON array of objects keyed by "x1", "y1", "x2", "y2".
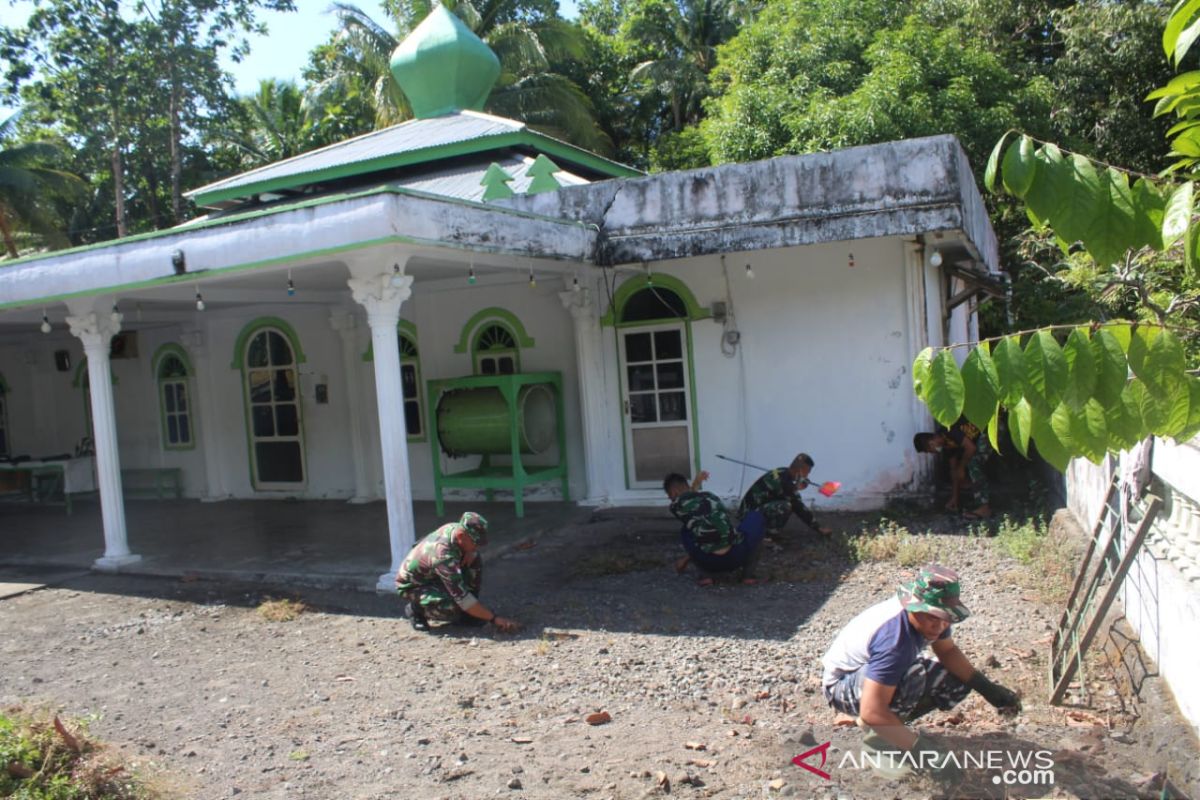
[
  {"x1": 820, "y1": 564, "x2": 1020, "y2": 782},
  {"x1": 663, "y1": 470, "x2": 766, "y2": 586},
  {"x1": 914, "y1": 419, "x2": 992, "y2": 519},
  {"x1": 738, "y1": 453, "x2": 832, "y2": 535},
  {"x1": 395, "y1": 512, "x2": 518, "y2": 632}
]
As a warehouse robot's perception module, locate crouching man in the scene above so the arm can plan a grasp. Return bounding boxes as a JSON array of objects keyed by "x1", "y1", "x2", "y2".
[
  {"x1": 396, "y1": 512, "x2": 518, "y2": 633},
  {"x1": 819, "y1": 564, "x2": 1021, "y2": 782},
  {"x1": 664, "y1": 470, "x2": 766, "y2": 586}
]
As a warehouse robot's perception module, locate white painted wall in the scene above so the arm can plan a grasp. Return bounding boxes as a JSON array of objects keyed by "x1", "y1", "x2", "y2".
[{"x1": 589, "y1": 235, "x2": 942, "y2": 510}]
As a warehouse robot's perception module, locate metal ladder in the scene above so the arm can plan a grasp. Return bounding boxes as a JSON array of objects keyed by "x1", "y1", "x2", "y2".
[{"x1": 1049, "y1": 474, "x2": 1162, "y2": 705}]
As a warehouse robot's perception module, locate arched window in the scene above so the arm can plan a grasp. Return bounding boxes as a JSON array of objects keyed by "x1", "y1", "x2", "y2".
[
  {"x1": 0, "y1": 374, "x2": 9, "y2": 458},
  {"x1": 234, "y1": 319, "x2": 307, "y2": 488},
  {"x1": 154, "y1": 345, "x2": 194, "y2": 450},
  {"x1": 399, "y1": 331, "x2": 424, "y2": 439},
  {"x1": 473, "y1": 322, "x2": 520, "y2": 375}
]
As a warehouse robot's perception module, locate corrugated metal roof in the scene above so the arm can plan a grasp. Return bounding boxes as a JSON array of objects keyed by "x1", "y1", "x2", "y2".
[
  {"x1": 186, "y1": 110, "x2": 638, "y2": 208},
  {"x1": 391, "y1": 153, "x2": 588, "y2": 202},
  {"x1": 187, "y1": 111, "x2": 522, "y2": 199}
]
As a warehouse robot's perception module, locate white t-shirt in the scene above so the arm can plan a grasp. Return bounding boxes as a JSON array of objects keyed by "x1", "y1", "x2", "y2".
[{"x1": 820, "y1": 597, "x2": 949, "y2": 688}]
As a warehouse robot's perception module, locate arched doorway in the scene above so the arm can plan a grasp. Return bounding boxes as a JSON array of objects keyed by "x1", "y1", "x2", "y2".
[{"x1": 236, "y1": 320, "x2": 306, "y2": 489}]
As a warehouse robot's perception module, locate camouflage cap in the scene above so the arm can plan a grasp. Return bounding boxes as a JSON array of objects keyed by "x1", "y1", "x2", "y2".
[
  {"x1": 897, "y1": 563, "x2": 969, "y2": 623},
  {"x1": 458, "y1": 512, "x2": 489, "y2": 545}
]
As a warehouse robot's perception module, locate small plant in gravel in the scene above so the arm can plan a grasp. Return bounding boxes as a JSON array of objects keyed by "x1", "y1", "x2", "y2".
[
  {"x1": 256, "y1": 597, "x2": 307, "y2": 622},
  {"x1": 0, "y1": 707, "x2": 167, "y2": 799},
  {"x1": 847, "y1": 519, "x2": 947, "y2": 565},
  {"x1": 991, "y1": 516, "x2": 1079, "y2": 603}
]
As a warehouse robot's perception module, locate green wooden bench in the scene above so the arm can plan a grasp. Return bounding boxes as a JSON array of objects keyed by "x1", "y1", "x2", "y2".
[{"x1": 121, "y1": 467, "x2": 183, "y2": 499}]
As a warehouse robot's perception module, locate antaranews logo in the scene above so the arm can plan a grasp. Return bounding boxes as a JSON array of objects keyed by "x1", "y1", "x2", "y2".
[{"x1": 792, "y1": 741, "x2": 1056, "y2": 787}]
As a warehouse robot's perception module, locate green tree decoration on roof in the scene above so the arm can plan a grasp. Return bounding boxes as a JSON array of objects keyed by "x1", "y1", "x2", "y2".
[
  {"x1": 526, "y1": 154, "x2": 562, "y2": 194},
  {"x1": 480, "y1": 163, "x2": 515, "y2": 201},
  {"x1": 914, "y1": 1, "x2": 1200, "y2": 471}
]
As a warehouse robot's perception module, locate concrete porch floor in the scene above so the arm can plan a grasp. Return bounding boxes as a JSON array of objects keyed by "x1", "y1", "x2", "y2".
[{"x1": 0, "y1": 496, "x2": 591, "y2": 590}]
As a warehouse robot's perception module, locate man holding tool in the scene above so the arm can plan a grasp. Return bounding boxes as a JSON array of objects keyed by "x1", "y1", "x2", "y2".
[
  {"x1": 663, "y1": 470, "x2": 766, "y2": 586},
  {"x1": 731, "y1": 453, "x2": 834, "y2": 536}
]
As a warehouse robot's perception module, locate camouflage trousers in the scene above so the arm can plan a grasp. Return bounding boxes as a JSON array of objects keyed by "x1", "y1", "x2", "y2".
[
  {"x1": 400, "y1": 559, "x2": 483, "y2": 622},
  {"x1": 754, "y1": 500, "x2": 794, "y2": 532},
  {"x1": 823, "y1": 657, "x2": 971, "y2": 721},
  {"x1": 965, "y1": 439, "x2": 992, "y2": 505}
]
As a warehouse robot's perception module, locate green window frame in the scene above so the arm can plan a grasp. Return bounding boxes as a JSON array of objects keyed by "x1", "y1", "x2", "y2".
[
  {"x1": 399, "y1": 330, "x2": 426, "y2": 441},
  {"x1": 472, "y1": 322, "x2": 521, "y2": 375},
  {"x1": 154, "y1": 344, "x2": 195, "y2": 451},
  {"x1": 0, "y1": 373, "x2": 10, "y2": 458}
]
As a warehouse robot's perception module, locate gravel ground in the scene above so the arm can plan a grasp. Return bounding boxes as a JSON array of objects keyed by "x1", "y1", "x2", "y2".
[{"x1": 1, "y1": 508, "x2": 1198, "y2": 800}]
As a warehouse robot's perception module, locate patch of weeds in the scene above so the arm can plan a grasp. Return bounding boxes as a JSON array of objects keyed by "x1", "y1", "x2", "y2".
[
  {"x1": 288, "y1": 749, "x2": 309, "y2": 762},
  {"x1": 572, "y1": 553, "x2": 662, "y2": 577},
  {"x1": 0, "y1": 706, "x2": 168, "y2": 799},
  {"x1": 991, "y1": 516, "x2": 1077, "y2": 602},
  {"x1": 844, "y1": 518, "x2": 946, "y2": 566},
  {"x1": 257, "y1": 597, "x2": 308, "y2": 622}
]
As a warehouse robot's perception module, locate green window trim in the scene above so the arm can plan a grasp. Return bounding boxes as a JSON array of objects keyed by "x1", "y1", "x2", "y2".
[
  {"x1": 471, "y1": 321, "x2": 522, "y2": 376},
  {"x1": 400, "y1": 331, "x2": 427, "y2": 442},
  {"x1": 600, "y1": 273, "x2": 711, "y2": 327},
  {"x1": 71, "y1": 358, "x2": 118, "y2": 388},
  {"x1": 153, "y1": 343, "x2": 196, "y2": 451},
  {"x1": 453, "y1": 307, "x2": 535, "y2": 354},
  {"x1": 239, "y1": 326, "x2": 308, "y2": 489},
  {"x1": 230, "y1": 316, "x2": 307, "y2": 370}
]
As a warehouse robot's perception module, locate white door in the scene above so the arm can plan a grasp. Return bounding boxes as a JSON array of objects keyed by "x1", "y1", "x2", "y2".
[{"x1": 619, "y1": 323, "x2": 694, "y2": 487}]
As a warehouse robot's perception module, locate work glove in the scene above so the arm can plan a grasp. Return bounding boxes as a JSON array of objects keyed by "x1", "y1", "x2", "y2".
[
  {"x1": 911, "y1": 733, "x2": 963, "y2": 784},
  {"x1": 968, "y1": 671, "x2": 1022, "y2": 712}
]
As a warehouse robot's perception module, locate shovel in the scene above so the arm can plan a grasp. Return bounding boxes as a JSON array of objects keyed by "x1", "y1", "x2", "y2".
[{"x1": 715, "y1": 454, "x2": 841, "y2": 497}]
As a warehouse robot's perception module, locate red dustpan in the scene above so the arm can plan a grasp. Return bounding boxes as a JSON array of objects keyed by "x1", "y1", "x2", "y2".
[{"x1": 818, "y1": 481, "x2": 841, "y2": 497}]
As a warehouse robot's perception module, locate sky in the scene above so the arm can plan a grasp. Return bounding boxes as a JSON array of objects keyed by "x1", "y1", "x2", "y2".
[{"x1": 3, "y1": 0, "x2": 581, "y2": 101}]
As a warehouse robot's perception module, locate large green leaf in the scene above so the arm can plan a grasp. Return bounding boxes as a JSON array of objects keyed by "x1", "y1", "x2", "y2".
[
  {"x1": 1051, "y1": 154, "x2": 1104, "y2": 250},
  {"x1": 984, "y1": 133, "x2": 1009, "y2": 193},
  {"x1": 1144, "y1": 328, "x2": 1187, "y2": 396},
  {"x1": 1081, "y1": 168, "x2": 1136, "y2": 266},
  {"x1": 1105, "y1": 387, "x2": 1144, "y2": 452},
  {"x1": 1090, "y1": 328, "x2": 1129, "y2": 407},
  {"x1": 1069, "y1": 400, "x2": 1110, "y2": 464},
  {"x1": 1128, "y1": 378, "x2": 1166, "y2": 433},
  {"x1": 1105, "y1": 322, "x2": 1133, "y2": 352},
  {"x1": 1162, "y1": 181, "x2": 1194, "y2": 246},
  {"x1": 993, "y1": 335, "x2": 1026, "y2": 406},
  {"x1": 927, "y1": 350, "x2": 965, "y2": 428},
  {"x1": 1174, "y1": 377, "x2": 1200, "y2": 441},
  {"x1": 1024, "y1": 144, "x2": 1067, "y2": 227},
  {"x1": 1061, "y1": 328, "x2": 1096, "y2": 410},
  {"x1": 1001, "y1": 135, "x2": 1037, "y2": 198},
  {"x1": 1155, "y1": 373, "x2": 1191, "y2": 438},
  {"x1": 912, "y1": 347, "x2": 934, "y2": 401},
  {"x1": 1126, "y1": 325, "x2": 1161, "y2": 385},
  {"x1": 1008, "y1": 397, "x2": 1032, "y2": 458},
  {"x1": 1187, "y1": 213, "x2": 1200, "y2": 273},
  {"x1": 1164, "y1": 0, "x2": 1200, "y2": 63},
  {"x1": 1023, "y1": 330, "x2": 1068, "y2": 415},
  {"x1": 987, "y1": 408, "x2": 1000, "y2": 453},
  {"x1": 961, "y1": 344, "x2": 1000, "y2": 431},
  {"x1": 1131, "y1": 178, "x2": 1167, "y2": 251},
  {"x1": 1032, "y1": 408, "x2": 1073, "y2": 471}
]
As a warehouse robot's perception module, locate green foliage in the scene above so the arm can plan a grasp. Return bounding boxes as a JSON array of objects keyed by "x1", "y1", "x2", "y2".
[
  {"x1": 913, "y1": 323, "x2": 1200, "y2": 470},
  {"x1": 0, "y1": 113, "x2": 86, "y2": 258},
  {"x1": 847, "y1": 518, "x2": 946, "y2": 566}
]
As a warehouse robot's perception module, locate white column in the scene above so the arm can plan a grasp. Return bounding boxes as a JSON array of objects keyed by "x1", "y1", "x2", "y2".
[
  {"x1": 181, "y1": 325, "x2": 226, "y2": 501},
  {"x1": 559, "y1": 285, "x2": 609, "y2": 504},
  {"x1": 330, "y1": 309, "x2": 374, "y2": 503},
  {"x1": 349, "y1": 269, "x2": 416, "y2": 591},
  {"x1": 66, "y1": 304, "x2": 141, "y2": 571}
]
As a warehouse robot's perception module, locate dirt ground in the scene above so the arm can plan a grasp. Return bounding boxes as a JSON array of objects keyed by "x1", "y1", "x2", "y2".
[{"x1": 1, "y1": 508, "x2": 1198, "y2": 800}]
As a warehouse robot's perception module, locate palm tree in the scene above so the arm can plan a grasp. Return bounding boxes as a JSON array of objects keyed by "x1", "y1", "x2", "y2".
[
  {"x1": 628, "y1": 0, "x2": 750, "y2": 131},
  {"x1": 220, "y1": 80, "x2": 317, "y2": 169},
  {"x1": 308, "y1": 0, "x2": 611, "y2": 153},
  {"x1": 0, "y1": 113, "x2": 87, "y2": 258}
]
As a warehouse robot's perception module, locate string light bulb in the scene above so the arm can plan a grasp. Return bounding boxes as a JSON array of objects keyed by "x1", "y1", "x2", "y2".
[
  {"x1": 110, "y1": 303, "x2": 121, "y2": 326},
  {"x1": 847, "y1": 252, "x2": 856, "y2": 268},
  {"x1": 195, "y1": 287, "x2": 205, "y2": 312},
  {"x1": 572, "y1": 274, "x2": 581, "y2": 293},
  {"x1": 528, "y1": 264, "x2": 536, "y2": 289},
  {"x1": 468, "y1": 261, "x2": 476, "y2": 285},
  {"x1": 745, "y1": 263, "x2": 755, "y2": 280},
  {"x1": 40, "y1": 309, "x2": 51, "y2": 334},
  {"x1": 287, "y1": 269, "x2": 295, "y2": 297},
  {"x1": 644, "y1": 261, "x2": 653, "y2": 286},
  {"x1": 930, "y1": 249, "x2": 943, "y2": 267}
]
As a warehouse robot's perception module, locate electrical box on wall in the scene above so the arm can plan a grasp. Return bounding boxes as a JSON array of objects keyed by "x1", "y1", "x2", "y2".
[
  {"x1": 54, "y1": 350, "x2": 71, "y2": 372},
  {"x1": 711, "y1": 301, "x2": 728, "y2": 323}
]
